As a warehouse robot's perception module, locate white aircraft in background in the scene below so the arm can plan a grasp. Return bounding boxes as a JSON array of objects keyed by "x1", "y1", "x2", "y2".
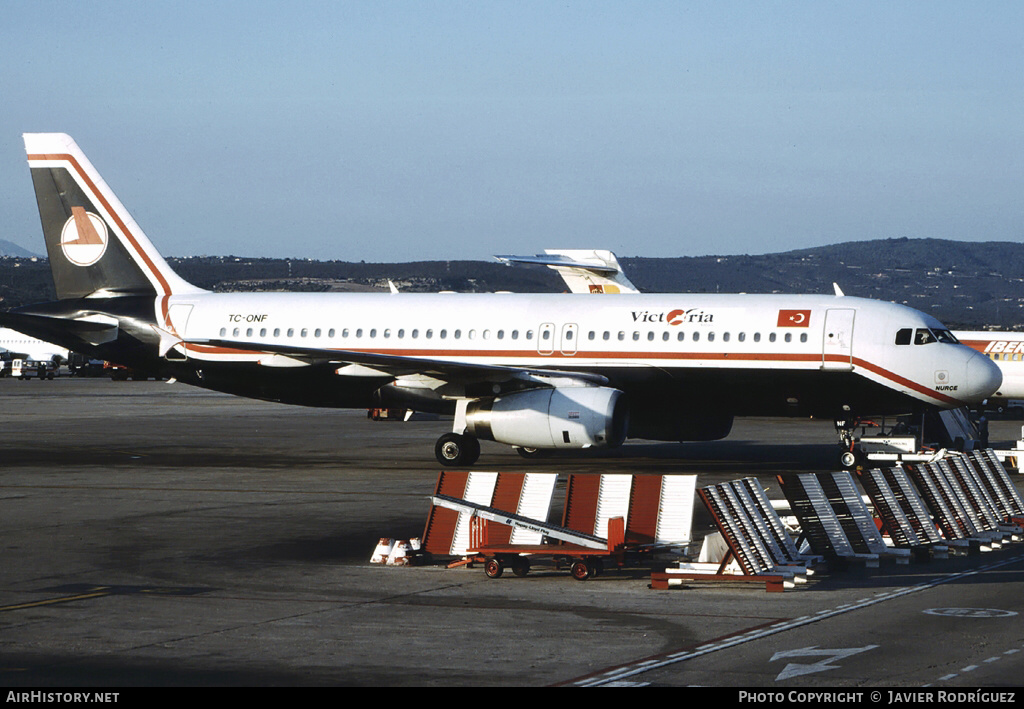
[
  {"x1": 0, "y1": 326, "x2": 69, "y2": 364},
  {"x1": 1, "y1": 133, "x2": 1001, "y2": 466},
  {"x1": 517, "y1": 249, "x2": 1023, "y2": 416},
  {"x1": 494, "y1": 250, "x2": 639, "y2": 294}
]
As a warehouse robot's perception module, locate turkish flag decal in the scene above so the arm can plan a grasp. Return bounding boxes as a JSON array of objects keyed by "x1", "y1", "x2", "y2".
[{"x1": 777, "y1": 309, "x2": 811, "y2": 327}]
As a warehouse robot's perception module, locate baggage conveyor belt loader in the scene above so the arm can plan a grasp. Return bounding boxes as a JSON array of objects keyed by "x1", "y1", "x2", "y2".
[{"x1": 429, "y1": 493, "x2": 629, "y2": 580}]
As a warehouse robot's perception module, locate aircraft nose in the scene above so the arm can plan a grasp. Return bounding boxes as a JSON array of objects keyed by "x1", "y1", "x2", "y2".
[{"x1": 964, "y1": 350, "x2": 1003, "y2": 404}]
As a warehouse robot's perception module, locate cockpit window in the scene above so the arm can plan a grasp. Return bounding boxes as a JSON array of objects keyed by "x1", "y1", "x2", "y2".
[
  {"x1": 895, "y1": 328, "x2": 912, "y2": 346},
  {"x1": 934, "y1": 329, "x2": 959, "y2": 344},
  {"x1": 914, "y1": 329, "x2": 937, "y2": 345}
]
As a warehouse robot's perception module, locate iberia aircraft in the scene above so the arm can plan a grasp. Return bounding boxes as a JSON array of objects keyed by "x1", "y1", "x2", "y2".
[
  {"x1": 3, "y1": 134, "x2": 1002, "y2": 466},
  {"x1": 953, "y1": 331, "x2": 1024, "y2": 410}
]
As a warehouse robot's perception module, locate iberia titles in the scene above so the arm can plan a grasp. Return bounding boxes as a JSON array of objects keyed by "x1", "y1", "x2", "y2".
[{"x1": 631, "y1": 309, "x2": 713, "y2": 325}]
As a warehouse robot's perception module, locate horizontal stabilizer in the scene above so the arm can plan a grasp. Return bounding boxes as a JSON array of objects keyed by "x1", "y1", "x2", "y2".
[{"x1": 0, "y1": 312, "x2": 119, "y2": 347}]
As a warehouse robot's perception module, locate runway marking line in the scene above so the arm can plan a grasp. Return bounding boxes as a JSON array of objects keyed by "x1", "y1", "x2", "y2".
[
  {"x1": 0, "y1": 585, "x2": 212, "y2": 614},
  {"x1": 566, "y1": 551, "x2": 1024, "y2": 687},
  {"x1": 0, "y1": 589, "x2": 113, "y2": 613}
]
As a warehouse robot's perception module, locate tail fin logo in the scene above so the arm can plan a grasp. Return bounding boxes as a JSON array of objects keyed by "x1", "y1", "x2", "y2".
[{"x1": 60, "y1": 206, "x2": 109, "y2": 266}]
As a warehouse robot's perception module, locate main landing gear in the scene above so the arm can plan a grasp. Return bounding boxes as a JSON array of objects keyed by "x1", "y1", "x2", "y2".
[{"x1": 434, "y1": 432, "x2": 481, "y2": 467}]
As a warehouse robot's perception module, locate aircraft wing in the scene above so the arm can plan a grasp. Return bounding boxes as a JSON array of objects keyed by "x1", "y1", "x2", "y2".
[{"x1": 188, "y1": 338, "x2": 609, "y2": 387}]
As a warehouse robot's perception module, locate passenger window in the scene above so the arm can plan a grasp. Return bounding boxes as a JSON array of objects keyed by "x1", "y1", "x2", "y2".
[
  {"x1": 260, "y1": 328, "x2": 267, "y2": 337},
  {"x1": 677, "y1": 332, "x2": 685, "y2": 341},
  {"x1": 300, "y1": 328, "x2": 308, "y2": 338},
  {"x1": 603, "y1": 331, "x2": 610, "y2": 341},
  {"x1": 219, "y1": 327, "x2": 226, "y2": 337},
  {"x1": 800, "y1": 333, "x2": 807, "y2": 343},
  {"x1": 526, "y1": 331, "x2": 533, "y2": 340},
  {"x1": 565, "y1": 330, "x2": 573, "y2": 341},
  {"x1": 588, "y1": 331, "x2": 595, "y2": 341},
  {"x1": 383, "y1": 329, "x2": 391, "y2": 339},
  {"x1": 274, "y1": 328, "x2": 281, "y2": 337},
  {"x1": 369, "y1": 329, "x2": 377, "y2": 338},
  {"x1": 723, "y1": 332, "x2": 730, "y2": 342},
  {"x1": 454, "y1": 330, "x2": 462, "y2": 339},
  {"x1": 233, "y1": 328, "x2": 240, "y2": 337},
  {"x1": 662, "y1": 332, "x2": 670, "y2": 341},
  {"x1": 617, "y1": 331, "x2": 625, "y2": 341},
  {"x1": 425, "y1": 329, "x2": 432, "y2": 339},
  {"x1": 328, "y1": 328, "x2": 335, "y2": 338},
  {"x1": 895, "y1": 328, "x2": 912, "y2": 345},
  {"x1": 647, "y1": 331, "x2": 655, "y2": 341},
  {"x1": 314, "y1": 328, "x2": 321, "y2": 338},
  {"x1": 497, "y1": 330, "x2": 504, "y2": 339},
  {"x1": 785, "y1": 333, "x2": 792, "y2": 343},
  {"x1": 511, "y1": 330, "x2": 518, "y2": 340},
  {"x1": 286, "y1": 328, "x2": 294, "y2": 338},
  {"x1": 246, "y1": 328, "x2": 253, "y2": 337},
  {"x1": 633, "y1": 331, "x2": 640, "y2": 341},
  {"x1": 440, "y1": 329, "x2": 446, "y2": 339},
  {"x1": 482, "y1": 330, "x2": 490, "y2": 340},
  {"x1": 411, "y1": 329, "x2": 418, "y2": 338},
  {"x1": 356, "y1": 328, "x2": 363, "y2": 338},
  {"x1": 398, "y1": 329, "x2": 405, "y2": 338},
  {"x1": 693, "y1": 332, "x2": 700, "y2": 342},
  {"x1": 708, "y1": 332, "x2": 715, "y2": 342},
  {"x1": 753, "y1": 333, "x2": 759, "y2": 342},
  {"x1": 542, "y1": 330, "x2": 550, "y2": 341},
  {"x1": 769, "y1": 332, "x2": 776, "y2": 343}
]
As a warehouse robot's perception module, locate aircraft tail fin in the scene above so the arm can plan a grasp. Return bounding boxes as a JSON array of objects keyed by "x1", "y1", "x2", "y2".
[
  {"x1": 23, "y1": 133, "x2": 203, "y2": 300},
  {"x1": 494, "y1": 249, "x2": 640, "y2": 294}
]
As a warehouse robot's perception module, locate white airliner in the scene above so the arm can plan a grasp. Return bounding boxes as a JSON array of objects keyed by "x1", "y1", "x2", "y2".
[
  {"x1": 1, "y1": 133, "x2": 1002, "y2": 465},
  {"x1": 0, "y1": 327, "x2": 69, "y2": 364}
]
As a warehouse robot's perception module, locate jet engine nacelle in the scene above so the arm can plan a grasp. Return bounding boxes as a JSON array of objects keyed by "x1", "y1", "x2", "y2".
[{"x1": 465, "y1": 386, "x2": 628, "y2": 450}]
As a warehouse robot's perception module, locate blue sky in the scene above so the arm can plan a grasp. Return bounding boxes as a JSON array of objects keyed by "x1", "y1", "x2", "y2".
[{"x1": 1, "y1": 1, "x2": 1022, "y2": 262}]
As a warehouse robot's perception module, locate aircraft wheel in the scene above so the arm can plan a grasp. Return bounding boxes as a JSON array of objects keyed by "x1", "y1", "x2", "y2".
[
  {"x1": 484, "y1": 558, "x2": 504, "y2": 579},
  {"x1": 435, "y1": 433, "x2": 481, "y2": 467},
  {"x1": 516, "y1": 446, "x2": 546, "y2": 459}
]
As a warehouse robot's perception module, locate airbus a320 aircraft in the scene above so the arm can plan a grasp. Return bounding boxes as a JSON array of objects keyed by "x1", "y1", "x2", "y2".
[{"x1": 2, "y1": 134, "x2": 1002, "y2": 465}]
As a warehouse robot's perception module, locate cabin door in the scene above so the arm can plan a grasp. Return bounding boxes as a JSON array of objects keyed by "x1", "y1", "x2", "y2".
[{"x1": 822, "y1": 308, "x2": 855, "y2": 370}]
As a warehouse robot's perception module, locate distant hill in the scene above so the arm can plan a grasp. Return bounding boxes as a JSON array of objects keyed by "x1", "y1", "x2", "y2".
[
  {"x1": 0, "y1": 239, "x2": 37, "y2": 258},
  {"x1": 1, "y1": 238, "x2": 1023, "y2": 329}
]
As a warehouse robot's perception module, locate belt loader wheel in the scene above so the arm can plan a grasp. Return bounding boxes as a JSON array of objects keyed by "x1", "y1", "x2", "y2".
[
  {"x1": 484, "y1": 557, "x2": 504, "y2": 579},
  {"x1": 511, "y1": 558, "x2": 530, "y2": 577},
  {"x1": 570, "y1": 560, "x2": 594, "y2": 581}
]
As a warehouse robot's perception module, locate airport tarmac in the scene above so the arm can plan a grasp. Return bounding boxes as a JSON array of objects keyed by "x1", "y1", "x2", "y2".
[{"x1": 2, "y1": 378, "x2": 1024, "y2": 688}]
